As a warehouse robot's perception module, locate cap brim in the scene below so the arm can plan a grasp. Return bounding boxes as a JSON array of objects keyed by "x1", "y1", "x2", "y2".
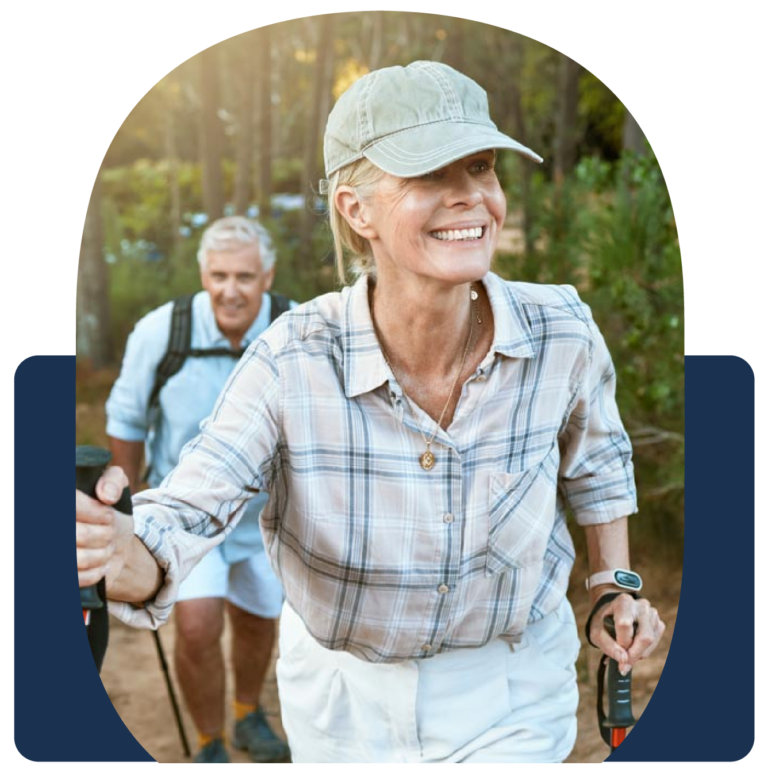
[{"x1": 363, "y1": 122, "x2": 543, "y2": 177}]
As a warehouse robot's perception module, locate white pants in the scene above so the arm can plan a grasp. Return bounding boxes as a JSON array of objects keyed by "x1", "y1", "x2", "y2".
[{"x1": 276, "y1": 598, "x2": 580, "y2": 763}]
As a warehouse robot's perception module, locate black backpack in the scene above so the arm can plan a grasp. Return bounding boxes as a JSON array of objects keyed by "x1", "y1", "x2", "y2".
[{"x1": 147, "y1": 291, "x2": 291, "y2": 412}]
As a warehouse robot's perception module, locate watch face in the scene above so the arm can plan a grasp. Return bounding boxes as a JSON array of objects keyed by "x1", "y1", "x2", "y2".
[{"x1": 615, "y1": 570, "x2": 642, "y2": 590}]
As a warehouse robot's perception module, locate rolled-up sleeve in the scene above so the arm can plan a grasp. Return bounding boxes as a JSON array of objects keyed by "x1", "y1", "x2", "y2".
[
  {"x1": 109, "y1": 339, "x2": 283, "y2": 629},
  {"x1": 558, "y1": 317, "x2": 637, "y2": 526}
]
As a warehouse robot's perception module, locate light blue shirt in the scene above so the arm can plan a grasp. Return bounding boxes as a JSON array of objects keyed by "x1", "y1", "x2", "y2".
[{"x1": 106, "y1": 290, "x2": 294, "y2": 562}]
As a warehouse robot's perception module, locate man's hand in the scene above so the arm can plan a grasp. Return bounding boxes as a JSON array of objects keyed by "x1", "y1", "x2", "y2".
[
  {"x1": 588, "y1": 592, "x2": 666, "y2": 675},
  {"x1": 76, "y1": 466, "x2": 133, "y2": 589}
]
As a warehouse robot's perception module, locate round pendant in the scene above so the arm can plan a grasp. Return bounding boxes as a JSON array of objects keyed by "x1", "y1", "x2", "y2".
[{"x1": 419, "y1": 450, "x2": 436, "y2": 470}]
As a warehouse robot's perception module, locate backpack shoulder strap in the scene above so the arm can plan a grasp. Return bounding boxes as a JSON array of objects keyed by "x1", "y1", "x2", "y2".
[
  {"x1": 147, "y1": 294, "x2": 195, "y2": 411},
  {"x1": 269, "y1": 292, "x2": 291, "y2": 324},
  {"x1": 147, "y1": 292, "x2": 287, "y2": 411}
]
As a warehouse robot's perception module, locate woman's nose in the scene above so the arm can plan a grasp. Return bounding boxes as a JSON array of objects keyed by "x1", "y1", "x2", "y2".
[{"x1": 444, "y1": 173, "x2": 483, "y2": 207}]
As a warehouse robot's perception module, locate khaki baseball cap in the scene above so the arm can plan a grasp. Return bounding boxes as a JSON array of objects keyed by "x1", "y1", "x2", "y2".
[{"x1": 323, "y1": 60, "x2": 543, "y2": 182}]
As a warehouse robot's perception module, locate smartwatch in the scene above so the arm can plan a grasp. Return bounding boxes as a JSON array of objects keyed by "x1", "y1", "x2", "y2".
[{"x1": 585, "y1": 568, "x2": 643, "y2": 593}]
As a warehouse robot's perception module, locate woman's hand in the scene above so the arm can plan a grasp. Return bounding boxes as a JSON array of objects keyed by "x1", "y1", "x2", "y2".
[
  {"x1": 588, "y1": 591, "x2": 666, "y2": 675},
  {"x1": 76, "y1": 466, "x2": 133, "y2": 589}
]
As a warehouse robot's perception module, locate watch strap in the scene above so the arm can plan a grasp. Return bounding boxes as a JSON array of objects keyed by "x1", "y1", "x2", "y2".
[{"x1": 585, "y1": 568, "x2": 643, "y2": 592}]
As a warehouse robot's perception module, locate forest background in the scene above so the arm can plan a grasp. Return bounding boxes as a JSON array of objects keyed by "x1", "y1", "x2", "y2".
[
  {"x1": 77, "y1": 11, "x2": 684, "y2": 557},
  {"x1": 73, "y1": 11, "x2": 684, "y2": 761}
]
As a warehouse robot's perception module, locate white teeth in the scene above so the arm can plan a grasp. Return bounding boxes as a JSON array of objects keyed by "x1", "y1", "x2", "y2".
[{"x1": 430, "y1": 227, "x2": 483, "y2": 241}]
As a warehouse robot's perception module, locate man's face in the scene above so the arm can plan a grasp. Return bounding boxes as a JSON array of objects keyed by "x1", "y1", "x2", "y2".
[{"x1": 200, "y1": 243, "x2": 274, "y2": 345}]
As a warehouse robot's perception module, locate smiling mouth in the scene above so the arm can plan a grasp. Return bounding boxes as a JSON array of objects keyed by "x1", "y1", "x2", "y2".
[{"x1": 429, "y1": 226, "x2": 485, "y2": 241}]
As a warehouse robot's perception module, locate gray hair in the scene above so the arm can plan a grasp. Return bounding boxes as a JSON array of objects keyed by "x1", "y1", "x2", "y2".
[{"x1": 197, "y1": 216, "x2": 277, "y2": 272}]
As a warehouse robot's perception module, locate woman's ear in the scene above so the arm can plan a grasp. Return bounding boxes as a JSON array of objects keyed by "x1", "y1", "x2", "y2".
[{"x1": 335, "y1": 186, "x2": 378, "y2": 240}]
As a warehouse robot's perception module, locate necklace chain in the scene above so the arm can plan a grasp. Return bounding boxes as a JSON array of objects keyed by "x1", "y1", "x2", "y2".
[{"x1": 376, "y1": 285, "x2": 479, "y2": 471}]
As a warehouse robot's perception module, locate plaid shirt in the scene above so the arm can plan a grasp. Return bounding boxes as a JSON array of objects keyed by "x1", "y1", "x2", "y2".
[{"x1": 112, "y1": 272, "x2": 637, "y2": 663}]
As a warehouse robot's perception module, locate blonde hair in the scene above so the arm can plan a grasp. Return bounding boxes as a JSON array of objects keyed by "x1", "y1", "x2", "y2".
[{"x1": 327, "y1": 158, "x2": 387, "y2": 284}]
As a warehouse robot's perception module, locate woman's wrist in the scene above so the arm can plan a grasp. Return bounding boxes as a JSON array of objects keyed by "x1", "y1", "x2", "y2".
[{"x1": 589, "y1": 583, "x2": 633, "y2": 607}]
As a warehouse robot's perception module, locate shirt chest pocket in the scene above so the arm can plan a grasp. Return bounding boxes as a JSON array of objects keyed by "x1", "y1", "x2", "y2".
[{"x1": 486, "y1": 444, "x2": 560, "y2": 576}]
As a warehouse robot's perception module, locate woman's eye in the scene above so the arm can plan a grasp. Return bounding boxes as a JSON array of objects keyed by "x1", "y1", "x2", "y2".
[{"x1": 419, "y1": 170, "x2": 444, "y2": 181}]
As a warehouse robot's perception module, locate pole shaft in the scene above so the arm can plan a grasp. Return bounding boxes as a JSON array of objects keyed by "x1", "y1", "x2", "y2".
[{"x1": 153, "y1": 629, "x2": 191, "y2": 757}]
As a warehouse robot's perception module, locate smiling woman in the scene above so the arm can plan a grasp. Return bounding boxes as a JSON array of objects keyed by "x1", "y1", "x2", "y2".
[
  {"x1": 338, "y1": 150, "x2": 506, "y2": 290},
  {"x1": 78, "y1": 60, "x2": 666, "y2": 764}
]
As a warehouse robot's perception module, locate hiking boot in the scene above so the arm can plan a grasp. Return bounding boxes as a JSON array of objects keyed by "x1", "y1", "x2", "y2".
[
  {"x1": 233, "y1": 708, "x2": 290, "y2": 763},
  {"x1": 193, "y1": 737, "x2": 230, "y2": 763}
]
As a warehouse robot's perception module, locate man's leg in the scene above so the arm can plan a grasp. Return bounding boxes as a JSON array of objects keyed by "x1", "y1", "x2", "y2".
[
  {"x1": 174, "y1": 597, "x2": 228, "y2": 757},
  {"x1": 227, "y1": 603, "x2": 275, "y2": 703},
  {"x1": 227, "y1": 553, "x2": 289, "y2": 762},
  {"x1": 174, "y1": 546, "x2": 231, "y2": 761}
]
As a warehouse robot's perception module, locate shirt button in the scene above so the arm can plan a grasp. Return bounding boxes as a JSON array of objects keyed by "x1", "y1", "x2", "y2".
[
  {"x1": 421, "y1": 644, "x2": 432, "y2": 652},
  {"x1": 443, "y1": 513, "x2": 455, "y2": 524},
  {"x1": 438, "y1": 584, "x2": 449, "y2": 594}
]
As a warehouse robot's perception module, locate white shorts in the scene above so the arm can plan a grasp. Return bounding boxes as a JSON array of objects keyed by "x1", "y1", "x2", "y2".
[
  {"x1": 276, "y1": 597, "x2": 580, "y2": 763},
  {"x1": 177, "y1": 543, "x2": 283, "y2": 619}
]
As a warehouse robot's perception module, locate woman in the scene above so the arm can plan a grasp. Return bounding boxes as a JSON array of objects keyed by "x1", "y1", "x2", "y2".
[{"x1": 77, "y1": 61, "x2": 665, "y2": 763}]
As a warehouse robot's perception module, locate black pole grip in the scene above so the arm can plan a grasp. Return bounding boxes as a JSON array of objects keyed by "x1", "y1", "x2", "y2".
[
  {"x1": 76, "y1": 445, "x2": 113, "y2": 611},
  {"x1": 602, "y1": 615, "x2": 636, "y2": 729}
]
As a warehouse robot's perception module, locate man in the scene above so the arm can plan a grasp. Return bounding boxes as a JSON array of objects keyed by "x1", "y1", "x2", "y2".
[{"x1": 105, "y1": 216, "x2": 292, "y2": 763}]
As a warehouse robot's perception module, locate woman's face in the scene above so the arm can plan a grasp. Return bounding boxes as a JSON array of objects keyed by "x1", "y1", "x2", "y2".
[{"x1": 362, "y1": 150, "x2": 506, "y2": 288}]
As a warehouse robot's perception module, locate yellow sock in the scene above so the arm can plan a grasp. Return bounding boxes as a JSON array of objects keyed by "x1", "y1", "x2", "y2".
[
  {"x1": 198, "y1": 731, "x2": 224, "y2": 749},
  {"x1": 234, "y1": 700, "x2": 258, "y2": 721}
]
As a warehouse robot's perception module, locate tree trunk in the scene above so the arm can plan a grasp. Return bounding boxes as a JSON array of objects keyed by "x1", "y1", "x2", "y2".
[
  {"x1": 445, "y1": 16, "x2": 465, "y2": 71},
  {"x1": 503, "y1": 34, "x2": 535, "y2": 261},
  {"x1": 234, "y1": 33, "x2": 257, "y2": 215},
  {"x1": 199, "y1": 45, "x2": 224, "y2": 220},
  {"x1": 257, "y1": 25, "x2": 273, "y2": 218},
  {"x1": 300, "y1": 14, "x2": 335, "y2": 262},
  {"x1": 554, "y1": 53, "x2": 582, "y2": 183},
  {"x1": 164, "y1": 104, "x2": 181, "y2": 253},
  {"x1": 623, "y1": 108, "x2": 648, "y2": 155},
  {"x1": 76, "y1": 172, "x2": 112, "y2": 367},
  {"x1": 368, "y1": 11, "x2": 386, "y2": 71}
]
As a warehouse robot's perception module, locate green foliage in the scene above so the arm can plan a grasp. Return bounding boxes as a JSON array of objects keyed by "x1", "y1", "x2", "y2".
[
  {"x1": 272, "y1": 158, "x2": 308, "y2": 193},
  {"x1": 102, "y1": 160, "x2": 204, "y2": 248},
  {"x1": 496, "y1": 151, "x2": 683, "y2": 554},
  {"x1": 578, "y1": 72, "x2": 624, "y2": 159},
  {"x1": 264, "y1": 210, "x2": 338, "y2": 302},
  {"x1": 586, "y1": 154, "x2": 684, "y2": 553},
  {"x1": 108, "y1": 240, "x2": 201, "y2": 352}
]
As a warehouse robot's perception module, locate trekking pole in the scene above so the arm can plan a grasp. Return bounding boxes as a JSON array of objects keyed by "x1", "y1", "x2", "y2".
[
  {"x1": 76, "y1": 445, "x2": 190, "y2": 756},
  {"x1": 153, "y1": 629, "x2": 191, "y2": 758},
  {"x1": 76, "y1": 446, "x2": 113, "y2": 627},
  {"x1": 597, "y1": 615, "x2": 636, "y2": 751},
  {"x1": 77, "y1": 445, "x2": 133, "y2": 672}
]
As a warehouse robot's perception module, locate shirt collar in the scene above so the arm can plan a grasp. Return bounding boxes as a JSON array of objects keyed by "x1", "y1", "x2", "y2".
[
  {"x1": 341, "y1": 272, "x2": 537, "y2": 399},
  {"x1": 342, "y1": 275, "x2": 390, "y2": 398},
  {"x1": 482, "y1": 271, "x2": 537, "y2": 360}
]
